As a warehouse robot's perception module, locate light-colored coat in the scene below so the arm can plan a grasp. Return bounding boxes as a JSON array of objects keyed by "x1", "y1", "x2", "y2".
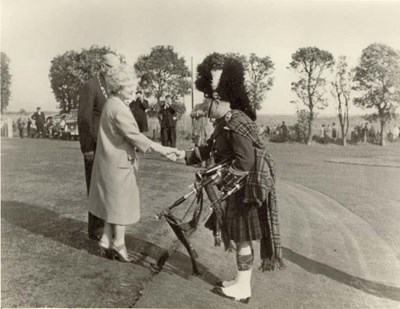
[{"x1": 88, "y1": 96, "x2": 153, "y2": 225}]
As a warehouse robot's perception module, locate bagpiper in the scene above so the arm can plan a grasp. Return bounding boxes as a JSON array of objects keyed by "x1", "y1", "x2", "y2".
[{"x1": 178, "y1": 54, "x2": 285, "y2": 303}]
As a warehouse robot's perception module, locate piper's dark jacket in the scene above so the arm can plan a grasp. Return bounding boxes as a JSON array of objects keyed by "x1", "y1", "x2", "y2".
[
  {"x1": 78, "y1": 74, "x2": 107, "y2": 153},
  {"x1": 129, "y1": 98, "x2": 149, "y2": 132},
  {"x1": 186, "y1": 112, "x2": 255, "y2": 173}
]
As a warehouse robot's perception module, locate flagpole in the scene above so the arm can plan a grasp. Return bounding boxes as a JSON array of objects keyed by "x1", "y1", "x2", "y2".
[{"x1": 191, "y1": 57, "x2": 194, "y2": 111}]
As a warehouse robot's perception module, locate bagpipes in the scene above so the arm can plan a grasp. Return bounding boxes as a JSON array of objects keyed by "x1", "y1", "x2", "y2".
[{"x1": 155, "y1": 159, "x2": 248, "y2": 275}]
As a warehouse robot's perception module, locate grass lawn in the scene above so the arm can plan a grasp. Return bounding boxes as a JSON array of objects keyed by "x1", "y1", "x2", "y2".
[{"x1": 2, "y1": 137, "x2": 399, "y2": 307}]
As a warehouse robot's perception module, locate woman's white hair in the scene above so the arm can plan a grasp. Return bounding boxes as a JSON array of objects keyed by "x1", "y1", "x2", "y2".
[{"x1": 105, "y1": 64, "x2": 136, "y2": 95}]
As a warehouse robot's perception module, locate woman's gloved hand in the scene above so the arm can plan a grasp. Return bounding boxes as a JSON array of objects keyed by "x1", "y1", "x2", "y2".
[{"x1": 149, "y1": 142, "x2": 185, "y2": 162}]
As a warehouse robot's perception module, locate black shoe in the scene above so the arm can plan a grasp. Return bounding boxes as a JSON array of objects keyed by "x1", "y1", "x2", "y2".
[
  {"x1": 110, "y1": 244, "x2": 133, "y2": 263},
  {"x1": 88, "y1": 233, "x2": 101, "y2": 241},
  {"x1": 211, "y1": 287, "x2": 250, "y2": 304},
  {"x1": 99, "y1": 243, "x2": 112, "y2": 259},
  {"x1": 215, "y1": 281, "x2": 223, "y2": 287}
]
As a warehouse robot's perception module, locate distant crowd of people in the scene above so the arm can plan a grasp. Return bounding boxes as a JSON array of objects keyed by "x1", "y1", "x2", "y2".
[
  {"x1": 258, "y1": 121, "x2": 289, "y2": 142},
  {"x1": 349, "y1": 122, "x2": 400, "y2": 144},
  {"x1": 254, "y1": 120, "x2": 400, "y2": 145},
  {"x1": 15, "y1": 107, "x2": 47, "y2": 138},
  {"x1": 318, "y1": 122, "x2": 338, "y2": 144}
]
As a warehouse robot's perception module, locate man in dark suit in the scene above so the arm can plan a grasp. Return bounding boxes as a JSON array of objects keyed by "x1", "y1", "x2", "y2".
[
  {"x1": 31, "y1": 107, "x2": 46, "y2": 137},
  {"x1": 158, "y1": 95, "x2": 177, "y2": 147},
  {"x1": 78, "y1": 53, "x2": 120, "y2": 240},
  {"x1": 129, "y1": 90, "x2": 149, "y2": 133}
]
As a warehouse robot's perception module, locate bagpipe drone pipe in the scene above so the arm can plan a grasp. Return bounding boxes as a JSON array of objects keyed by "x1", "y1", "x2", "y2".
[{"x1": 155, "y1": 159, "x2": 248, "y2": 275}]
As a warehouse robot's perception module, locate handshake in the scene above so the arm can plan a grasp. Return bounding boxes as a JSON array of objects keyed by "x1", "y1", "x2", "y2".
[{"x1": 150, "y1": 142, "x2": 185, "y2": 162}]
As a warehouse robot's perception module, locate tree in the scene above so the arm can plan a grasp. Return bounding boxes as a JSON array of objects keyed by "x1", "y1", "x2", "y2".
[
  {"x1": 219, "y1": 52, "x2": 275, "y2": 111},
  {"x1": 353, "y1": 43, "x2": 400, "y2": 146},
  {"x1": 289, "y1": 47, "x2": 335, "y2": 145},
  {"x1": 1, "y1": 52, "x2": 12, "y2": 113},
  {"x1": 294, "y1": 109, "x2": 310, "y2": 143},
  {"x1": 134, "y1": 45, "x2": 191, "y2": 105},
  {"x1": 245, "y1": 53, "x2": 274, "y2": 111},
  {"x1": 331, "y1": 56, "x2": 352, "y2": 146},
  {"x1": 49, "y1": 45, "x2": 118, "y2": 112}
]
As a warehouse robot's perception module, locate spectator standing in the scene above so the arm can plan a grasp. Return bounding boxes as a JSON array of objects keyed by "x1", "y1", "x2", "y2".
[
  {"x1": 46, "y1": 116, "x2": 54, "y2": 137},
  {"x1": 31, "y1": 107, "x2": 46, "y2": 137},
  {"x1": 78, "y1": 53, "x2": 121, "y2": 241},
  {"x1": 369, "y1": 125, "x2": 376, "y2": 143},
  {"x1": 27, "y1": 118, "x2": 32, "y2": 137},
  {"x1": 320, "y1": 124, "x2": 326, "y2": 143},
  {"x1": 280, "y1": 121, "x2": 288, "y2": 142},
  {"x1": 392, "y1": 125, "x2": 399, "y2": 140},
  {"x1": 191, "y1": 99, "x2": 210, "y2": 147},
  {"x1": 351, "y1": 126, "x2": 359, "y2": 143},
  {"x1": 362, "y1": 123, "x2": 369, "y2": 144},
  {"x1": 331, "y1": 122, "x2": 337, "y2": 141},
  {"x1": 129, "y1": 90, "x2": 149, "y2": 133},
  {"x1": 16, "y1": 114, "x2": 26, "y2": 138},
  {"x1": 325, "y1": 124, "x2": 332, "y2": 143},
  {"x1": 190, "y1": 99, "x2": 214, "y2": 167},
  {"x1": 158, "y1": 95, "x2": 177, "y2": 147}
]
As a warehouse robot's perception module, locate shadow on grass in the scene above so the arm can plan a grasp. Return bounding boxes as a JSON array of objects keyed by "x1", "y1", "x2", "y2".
[
  {"x1": 6, "y1": 201, "x2": 396, "y2": 300},
  {"x1": 1, "y1": 200, "x2": 220, "y2": 286},
  {"x1": 283, "y1": 247, "x2": 400, "y2": 302}
]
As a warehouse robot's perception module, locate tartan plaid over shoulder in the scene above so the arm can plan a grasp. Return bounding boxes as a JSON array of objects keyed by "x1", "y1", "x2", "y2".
[
  {"x1": 243, "y1": 148, "x2": 276, "y2": 206},
  {"x1": 225, "y1": 110, "x2": 275, "y2": 205},
  {"x1": 226, "y1": 110, "x2": 285, "y2": 271}
]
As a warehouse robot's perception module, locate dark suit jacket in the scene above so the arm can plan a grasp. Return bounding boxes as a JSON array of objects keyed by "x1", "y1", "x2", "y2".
[
  {"x1": 158, "y1": 104, "x2": 177, "y2": 128},
  {"x1": 129, "y1": 98, "x2": 149, "y2": 132},
  {"x1": 78, "y1": 74, "x2": 107, "y2": 153},
  {"x1": 31, "y1": 112, "x2": 46, "y2": 125}
]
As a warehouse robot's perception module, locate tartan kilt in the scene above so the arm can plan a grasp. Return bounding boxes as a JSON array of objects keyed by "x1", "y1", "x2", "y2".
[{"x1": 225, "y1": 188, "x2": 266, "y2": 243}]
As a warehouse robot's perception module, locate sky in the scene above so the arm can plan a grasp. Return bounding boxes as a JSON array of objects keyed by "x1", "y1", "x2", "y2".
[{"x1": 1, "y1": 0, "x2": 400, "y2": 115}]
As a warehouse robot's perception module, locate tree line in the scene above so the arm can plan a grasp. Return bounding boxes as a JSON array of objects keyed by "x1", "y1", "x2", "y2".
[
  {"x1": 1, "y1": 43, "x2": 399, "y2": 146},
  {"x1": 46, "y1": 45, "x2": 275, "y2": 121},
  {"x1": 289, "y1": 44, "x2": 400, "y2": 147}
]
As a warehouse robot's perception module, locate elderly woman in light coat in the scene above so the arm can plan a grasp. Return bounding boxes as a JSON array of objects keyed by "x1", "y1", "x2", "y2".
[{"x1": 88, "y1": 64, "x2": 179, "y2": 262}]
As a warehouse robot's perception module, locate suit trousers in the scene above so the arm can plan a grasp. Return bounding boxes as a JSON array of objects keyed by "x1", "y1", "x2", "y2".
[
  {"x1": 84, "y1": 153, "x2": 104, "y2": 238},
  {"x1": 36, "y1": 123, "x2": 45, "y2": 137},
  {"x1": 161, "y1": 126, "x2": 176, "y2": 147}
]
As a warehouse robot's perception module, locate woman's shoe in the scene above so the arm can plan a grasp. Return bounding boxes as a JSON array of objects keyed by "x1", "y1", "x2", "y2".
[
  {"x1": 111, "y1": 244, "x2": 133, "y2": 263},
  {"x1": 99, "y1": 241, "x2": 111, "y2": 259}
]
